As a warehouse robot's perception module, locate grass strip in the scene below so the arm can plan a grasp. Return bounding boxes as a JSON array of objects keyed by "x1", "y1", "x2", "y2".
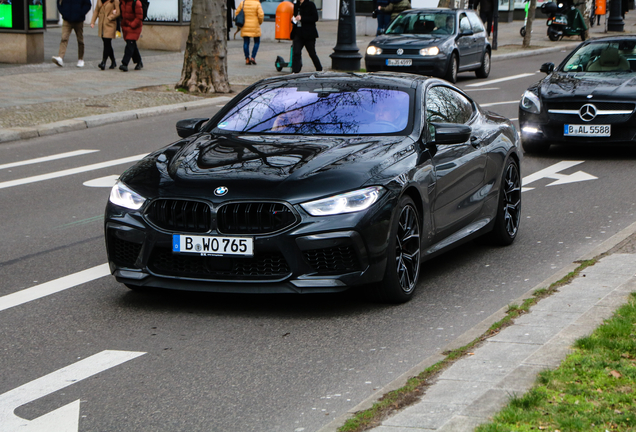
[
  {"x1": 476, "y1": 291, "x2": 636, "y2": 432},
  {"x1": 338, "y1": 258, "x2": 598, "y2": 432}
]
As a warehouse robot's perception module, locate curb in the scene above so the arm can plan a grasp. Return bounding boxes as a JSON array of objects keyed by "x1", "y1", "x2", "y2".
[
  {"x1": 0, "y1": 97, "x2": 232, "y2": 144},
  {"x1": 316, "y1": 220, "x2": 636, "y2": 432}
]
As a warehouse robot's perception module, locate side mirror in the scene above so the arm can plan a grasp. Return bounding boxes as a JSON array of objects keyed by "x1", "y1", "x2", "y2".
[
  {"x1": 429, "y1": 122, "x2": 472, "y2": 145},
  {"x1": 460, "y1": 28, "x2": 473, "y2": 36},
  {"x1": 176, "y1": 118, "x2": 209, "y2": 138},
  {"x1": 540, "y1": 62, "x2": 555, "y2": 74}
]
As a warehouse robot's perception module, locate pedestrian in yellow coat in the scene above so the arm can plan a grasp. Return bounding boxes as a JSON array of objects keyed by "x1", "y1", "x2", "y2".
[{"x1": 236, "y1": 0, "x2": 264, "y2": 65}]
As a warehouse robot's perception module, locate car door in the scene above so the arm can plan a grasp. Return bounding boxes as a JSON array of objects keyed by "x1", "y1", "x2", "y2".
[
  {"x1": 457, "y1": 12, "x2": 479, "y2": 66},
  {"x1": 466, "y1": 11, "x2": 488, "y2": 65},
  {"x1": 426, "y1": 85, "x2": 487, "y2": 243}
]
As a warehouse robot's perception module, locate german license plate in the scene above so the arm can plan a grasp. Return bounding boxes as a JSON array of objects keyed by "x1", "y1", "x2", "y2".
[
  {"x1": 172, "y1": 234, "x2": 254, "y2": 256},
  {"x1": 564, "y1": 124, "x2": 611, "y2": 137},
  {"x1": 387, "y1": 59, "x2": 412, "y2": 66}
]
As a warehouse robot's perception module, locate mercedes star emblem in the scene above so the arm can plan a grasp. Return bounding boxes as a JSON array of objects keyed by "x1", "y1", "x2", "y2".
[
  {"x1": 397, "y1": 48, "x2": 404, "y2": 56},
  {"x1": 214, "y1": 186, "x2": 228, "y2": 196},
  {"x1": 579, "y1": 104, "x2": 597, "y2": 122}
]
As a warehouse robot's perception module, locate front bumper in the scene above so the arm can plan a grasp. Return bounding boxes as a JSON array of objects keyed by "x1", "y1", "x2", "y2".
[
  {"x1": 364, "y1": 54, "x2": 448, "y2": 77},
  {"x1": 104, "y1": 197, "x2": 395, "y2": 294},
  {"x1": 519, "y1": 109, "x2": 636, "y2": 146}
]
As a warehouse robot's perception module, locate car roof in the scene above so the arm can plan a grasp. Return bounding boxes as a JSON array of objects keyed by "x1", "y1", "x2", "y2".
[{"x1": 257, "y1": 72, "x2": 429, "y2": 88}]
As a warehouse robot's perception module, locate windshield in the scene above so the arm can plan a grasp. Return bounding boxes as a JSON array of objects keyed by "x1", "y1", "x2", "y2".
[
  {"x1": 385, "y1": 11, "x2": 455, "y2": 35},
  {"x1": 215, "y1": 85, "x2": 412, "y2": 135},
  {"x1": 562, "y1": 41, "x2": 636, "y2": 73}
]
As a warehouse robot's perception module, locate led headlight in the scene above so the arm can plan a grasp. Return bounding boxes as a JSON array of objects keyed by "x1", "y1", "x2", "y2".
[
  {"x1": 419, "y1": 46, "x2": 440, "y2": 56},
  {"x1": 109, "y1": 181, "x2": 146, "y2": 210},
  {"x1": 520, "y1": 90, "x2": 541, "y2": 114},
  {"x1": 366, "y1": 46, "x2": 383, "y2": 56},
  {"x1": 301, "y1": 186, "x2": 385, "y2": 216}
]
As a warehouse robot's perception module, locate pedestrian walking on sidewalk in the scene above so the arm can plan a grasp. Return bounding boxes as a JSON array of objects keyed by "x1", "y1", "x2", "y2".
[
  {"x1": 91, "y1": 0, "x2": 121, "y2": 70},
  {"x1": 378, "y1": 0, "x2": 411, "y2": 22},
  {"x1": 227, "y1": 0, "x2": 236, "y2": 40},
  {"x1": 52, "y1": 0, "x2": 92, "y2": 68},
  {"x1": 235, "y1": 0, "x2": 264, "y2": 65},
  {"x1": 119, "y1": 0, "x2": 143, "y2": 72},
  {"x1": 291, "y1": 0, "x2": 322, "y2": 73},
  {"x1": 373, "y1": 0, "x2": 391, "y2": 35},
  {"x1": 474, "y1": 0, "x2": 495, "y2": 37}
]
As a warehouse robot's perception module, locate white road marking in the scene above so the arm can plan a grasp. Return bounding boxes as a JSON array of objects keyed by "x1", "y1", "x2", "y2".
[
  {"x1": 83, "y1": 175, "x2": 119, "y2": 188},
  {"x1": 0, "y1": 350, "x2": 145, "y2": 432},
  {"x1": 465, "y1": 73, "x2": 536, "y2": 87},
  {"x1": 463, "y1": 87, "x2": 500, "y2": 91},
  {"x1": 480, "y1": 100, "x2": 519, "y2": 107},
  {"x1": 0, "y1": 154, "x2": 146, "y2": 190},
  {"x1": 0, "y1": 150, "x2": 99, "y2": 171},
  {"x1": 522, "y1": 160, "x2": 597, "y2": 192},
  {"x1": 0, "y1": 264, "x2": 110, "y2": 312}
]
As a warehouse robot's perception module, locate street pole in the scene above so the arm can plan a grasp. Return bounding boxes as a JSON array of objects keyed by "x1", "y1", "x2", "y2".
[
  {"x1": 607, "y1": 0, "x2": 625, "y2": 31},
  {"x1": 330, "y1": 0, "x2": 362, "y2": 71}
]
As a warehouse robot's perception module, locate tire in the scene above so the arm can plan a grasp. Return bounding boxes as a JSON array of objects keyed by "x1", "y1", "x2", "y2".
[
  {"x1": 444, "y1": 53, "x2": 458, "y2": 84},
  {"x1": 548, "y1": 27, "x2": 561, "y2": 41},
  {"x1": 275, "y1": 55, "x2": 284, "y2": 72},
  {"x1": 482, "y1": 159, "x2": 521, "y2": 246},
  {"x1": 475, "y1": 50, "x2": 491, "y2": 78},
  {"x1": 520, "y1": 26, "x2": 526, "y2": 37},
  {"x1": 375, "y1": 195, "x2": 421, "y2": 303},
  {"x1": 521, "y1": 138, "x2": 550, "y2": 154}
]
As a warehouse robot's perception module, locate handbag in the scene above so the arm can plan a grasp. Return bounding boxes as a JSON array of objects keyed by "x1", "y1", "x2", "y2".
[{"x1": 235, "y1": 3, "x2": 245, "y2": 28}]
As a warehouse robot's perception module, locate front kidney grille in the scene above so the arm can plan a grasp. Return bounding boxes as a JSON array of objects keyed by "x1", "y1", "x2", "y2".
[
  {"x1": 108, "y1": 234, "x2": 142, "y2": 268},
  {"x1": 148, "y1": 247, "x2": 291, "y2": 280},
  {"x1": 217, "y1": 202, "x2": 297, "y2": 235},
  {"x1": 304, "y1": 245, "x2": 362, "y2": 275},
  {"x1": 145, "y1": 199, "x2": 212, "y2": 233}
]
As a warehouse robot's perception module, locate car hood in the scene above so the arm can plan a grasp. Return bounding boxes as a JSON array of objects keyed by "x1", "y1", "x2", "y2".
[
  {"x1": 370, "y1": 34, "x2": 448, "y2": 47},
  {"x1": 540, "y1": 72, "x2": 636, "y2": 101},
  {"x1": 121, "y1": 133, "x2": 414, "y2": 204}
]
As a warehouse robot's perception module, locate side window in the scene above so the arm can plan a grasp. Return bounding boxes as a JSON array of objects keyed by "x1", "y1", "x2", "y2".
[
  {"x1": 426, "y1": 86, "x2": 474, "y2": 139},
  {"x1": 467, "y1": 11, "x2": 485, "y2": 33},
  {"x1": 459, "y1": 13, "x2": 471, "y2": 33}
]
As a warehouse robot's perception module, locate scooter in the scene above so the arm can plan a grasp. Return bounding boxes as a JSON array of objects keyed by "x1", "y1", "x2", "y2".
[
  {"x1": 520, "y1": 0, "x2": 531, "y2": 37},
  {"x1": 541, "y1": 1, "x2": 587, "y2": 41}
]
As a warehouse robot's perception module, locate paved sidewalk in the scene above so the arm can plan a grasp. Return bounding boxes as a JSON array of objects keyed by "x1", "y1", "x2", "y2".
[{"x1": 1, "y1": 11, "x2": 636, "y2": 142}]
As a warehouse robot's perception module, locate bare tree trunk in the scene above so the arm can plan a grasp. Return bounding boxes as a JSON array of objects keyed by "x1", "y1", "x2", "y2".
[
  {"x1": 177, "y1": 0, "x2": 231, "y2": 94},
  {"x1": 522, "y1": 0, "x2": 537, "y2": 47}
]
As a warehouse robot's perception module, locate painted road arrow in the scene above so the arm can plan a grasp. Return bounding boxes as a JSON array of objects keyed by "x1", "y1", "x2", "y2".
[
  {"x1": 0, "y1": 350, "x2": 145, "y2": 432},
  {"x1": 522, "y1": 160, "x2": 597, "y2": 192}
]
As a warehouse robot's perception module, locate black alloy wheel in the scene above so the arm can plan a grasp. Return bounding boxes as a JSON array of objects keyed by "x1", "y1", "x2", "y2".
[
  {"x1": 445, "y1": 53, "x2": 458, "y2": 84},
  {"x1": 376, "y1": 195, "x2": 421, "y2": 303},
  {"x1": 484, "y1": 159, "x2": 521, "y2": 246}
]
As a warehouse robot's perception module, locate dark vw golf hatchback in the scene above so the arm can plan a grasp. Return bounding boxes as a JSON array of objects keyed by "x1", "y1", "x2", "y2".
[
  {"x1": 105, "y1": 73, "x2": 521, "y2": 303},
  {"x1": 365, "y1": 8, "x2": 491, "y2": 83}
]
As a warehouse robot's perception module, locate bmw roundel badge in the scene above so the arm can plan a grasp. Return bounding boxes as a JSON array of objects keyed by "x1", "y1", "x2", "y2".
[{"x1": 214, "y1": 186, "x2": 229, "y2": 196}]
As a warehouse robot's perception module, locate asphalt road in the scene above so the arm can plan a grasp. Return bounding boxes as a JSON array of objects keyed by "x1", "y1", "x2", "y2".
[{"x1": 1, "y1": 52, "x2": 636, "y2": 432}]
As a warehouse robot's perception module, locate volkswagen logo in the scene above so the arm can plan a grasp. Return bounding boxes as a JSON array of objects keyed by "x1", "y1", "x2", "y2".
[
  {"x1": 579, "y1": 104, "x2": 597, "y2": 122},
  {"x1": 397, "y1": 48, "x2": 404, "y2": 56},
  {"x1": 214, "y1": 186, "x2": 228, "y2": 196}
]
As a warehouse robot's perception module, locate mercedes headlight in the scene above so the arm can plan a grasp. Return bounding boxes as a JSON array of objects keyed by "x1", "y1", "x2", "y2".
[
  {"x1": 366, "y1": 46, "x2": 383, "y2": 56},
  {"x1": 301, "y1": 186, "x2": 385, "y2": 216},
  {"x1": 520, "y1": 90, "x2": 541, "y2": 114},
  {"x1": 109, "y1": 181, "x2": 146, "y2": 210},
  {"x1": 419, "y1": 46, "x2": 440, "y2": 56}
]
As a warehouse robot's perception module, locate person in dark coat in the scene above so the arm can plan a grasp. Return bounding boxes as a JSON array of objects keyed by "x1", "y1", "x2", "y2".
[
  {"x1": 373, "y1": 0, "x2": 391, "y2": 35},
  {"x1": 119, "y1": 0, "x2": 143, "y2": 72},
  {"x1": 52, "y1": 0, "x2": 92, "y2": 67},
  {"x1": 227, "y1": 0, "x2": 235, "y2": 40},
  {"x1": 291, "y1": 0, "x2": 322, "y2": 73},
  {"x1": 473, "y1": 0, "x2": 494, "y2": 37}
]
